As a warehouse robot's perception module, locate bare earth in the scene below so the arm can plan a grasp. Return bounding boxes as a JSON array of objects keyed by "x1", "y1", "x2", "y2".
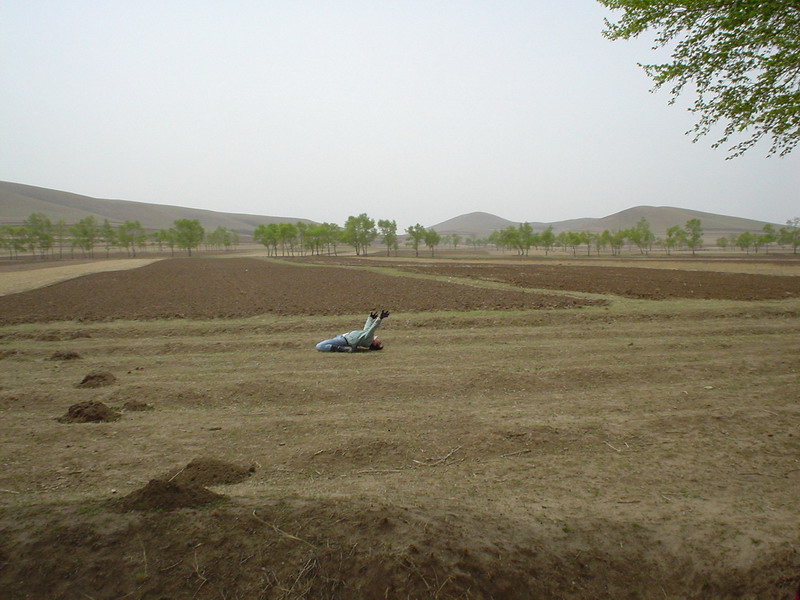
[
  {"x1": 0, "y1": 258, "x2": 160, "y2": 296},
  {"x1": 0, "y1": 257, "x2": 601, "y2": 325},
  {"x1": 0, "y1": 255, "x2": 798, "y2": 599}
]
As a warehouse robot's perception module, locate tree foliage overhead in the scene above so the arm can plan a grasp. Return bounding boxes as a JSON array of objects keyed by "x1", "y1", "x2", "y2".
[{"x1": 599, "y1": 0, "x2": 800, "y2": 157}]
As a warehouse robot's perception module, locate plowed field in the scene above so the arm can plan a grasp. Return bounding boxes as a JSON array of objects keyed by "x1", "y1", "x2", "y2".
[
  {"x1": 2, "y1": 256, "x2": 800, "y2": 325},
  {"x1": 0, "y1": 257, "x2": 600, "y2": 325},
  {"x1": 293, "y1": 256, "x2": 800, "y2": 300}
]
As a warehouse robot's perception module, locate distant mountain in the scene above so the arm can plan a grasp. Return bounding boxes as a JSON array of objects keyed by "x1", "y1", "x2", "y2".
[
  {"x1": 429, "y1": 205, "x2": 777, "y2": 239},
  {"x1": 0, "y1": 181, "x2": 314, "y2": 235},
  {"x1": 430, "y1": 212, "x2": 521, "y2": 236},
  {"x1": 559, "y1": 206, "x2": 775, "y2": 236},
  {"x1": 1, "y1": 180, "x2": 777, "y2": 241}
]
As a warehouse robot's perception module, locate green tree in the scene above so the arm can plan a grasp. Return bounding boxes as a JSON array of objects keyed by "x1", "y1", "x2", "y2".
[
  {"x1": 499, "y1": 226, "x2": 521, "y2": 254},
  {"x1": 486, "y1": 230, "x2": 503, "y2": 252},
  {"x1": 423, "y1": 228, "x2": 441, "y2": 257},
  {"x1": 305, "y1": 225, "x2": 335, "y2": 256},
  {"x1": 71, "y1": 216, "x2": 99, "y2": 257},
  {"x1": 597, "y1": 230, "x2": 612, "y2": 255},
  {"x1": 295, "y1": 222, "x2": 308, "y2": 256},
  {"x1": 716, "y1": 236, "x2": 729, "y2": 251},
  {"x1": 577, "y1": 232, "x2": 593, "y2": 256},
  {"x1": 540, "y1": 226, "x2": 556, "y2": 256},
  {"x1": 779, "y1": 217, "x2": 800, "y2": 254},
  {"x1": 564, "y1": 231, "x2": 584, "y2": 256},
  {"x1": 517, "y1": 223, "x2": 534, "y2": 256},
  {"x1": 278, "y1": 222, "x2": 299, "y2": 256},
  {"x1": 0, "y1": 226, "x2": 11, "y2": 259},
  {"x1": 342, "y1": 213, "x2": 377, "y2": 256},
  {"x1": 117, "y1": 220, "x2": 147, "y2": 257},
  {"x1": 100, "y1": 219, "x2": 117, "y2": 258},
  {"x1": 166, "y1": 229, "x2": 179, "y2": 256},
  {"x1": 150, "y1": 229, "x2": 173, "y2": 254},
  {"x1": 600, "y1": 0, "x2": 800, "y2": 157},
  {"x1": 684, "y1": 218, "x2": 703, "y2": 255},
  {"x1": 735, "y1": 231, "x2": 755, "y2": 254},
  {"x1": 0, "y1": 225, "x2": 26, "y2": 259},
  {"x1": 405, "y1": 224, "x2": 426, "y2": 257},
  {"x1": 23, "y1": 213, "x2": 54, "y2": 258},
  {"x1": 555, "y1": 231, "x2": 568, "y2": 253},
  {"x1": 758, "y1": 224, "x2": 777, "y2": 254},
  {"x1": 53, "y1": 219, "x2": 68, "y2": 259},
  {"x1": 173, "y1": 219, "x2": 205, "y2": 256},
  {"x1": 206, "y1": 226, "x2": 232, "y2": 250},
  {"x1": 253, "y1": 223, "x2": 280, "y2": 256},
  {"x1": 609, "y1": 230, "x2": 627, "y2": 256},
  {"x1": 664, "y1": 225, "x2": 686, "y2": 255},
  {"x1": 377, "y1": 219, "x2": 399, "y2": 256},
  {"x1": 320, "y1": 222, "x2": 342, "y2": 256},
  {"x1": 302, "y1": 225, "x2": 318, "y2": 255},
  {"x1": 628, "y1": 218, "x2": 655, "y2": 255}
]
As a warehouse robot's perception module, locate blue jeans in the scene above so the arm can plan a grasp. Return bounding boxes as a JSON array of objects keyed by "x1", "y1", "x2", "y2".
[{"x1": 316, "y1": 335, "x2": 348, "y2": 352}]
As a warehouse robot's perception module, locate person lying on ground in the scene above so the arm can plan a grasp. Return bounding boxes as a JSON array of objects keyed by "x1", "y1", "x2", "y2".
[{"x1": 315, "y1": 310, "x2": 389, "y2": 352}]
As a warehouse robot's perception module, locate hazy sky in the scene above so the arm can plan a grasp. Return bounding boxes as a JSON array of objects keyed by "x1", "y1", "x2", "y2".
[{"x1": 2, "y1": 1, "x2": 798, "y2": 230}]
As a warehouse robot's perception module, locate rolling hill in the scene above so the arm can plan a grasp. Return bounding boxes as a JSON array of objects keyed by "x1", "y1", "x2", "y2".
[
  {"x1": 0, "y1": 181, "x2": 314, "y2": 234},
  {"x1": 429, "y1": 207, "x2": 778, "y2": 240},
  {"x1": 1, "y1": 180, "x2": 778, "y2": 241}
]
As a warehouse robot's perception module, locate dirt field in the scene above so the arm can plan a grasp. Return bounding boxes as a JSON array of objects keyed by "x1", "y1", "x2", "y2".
[
  {"x1": 0, "y1": 258, "x2": 161, "y2": 297},
  {"x1": 0, "y1": 257, "x2": 601, "y2": 326},
  {"x1": 294, "y1": 256, "x2": 800, "y2": 301},
  {"x1": 0, "y1": 255, "x2": 798, "y2": 599}
]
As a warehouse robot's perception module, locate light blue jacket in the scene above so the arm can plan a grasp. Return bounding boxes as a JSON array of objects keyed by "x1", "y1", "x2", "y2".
[{"x1": 342, "y1": 315, "x2": 381, "y2": 349}]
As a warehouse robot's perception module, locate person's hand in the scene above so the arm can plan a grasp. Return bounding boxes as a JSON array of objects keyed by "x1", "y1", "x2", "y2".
[
  {"x1": 370, "y1": 311, "x2": 378, "y2": 319},
  {"x1": 380, "y1": 310, "x2": 390, "y2": 319}
]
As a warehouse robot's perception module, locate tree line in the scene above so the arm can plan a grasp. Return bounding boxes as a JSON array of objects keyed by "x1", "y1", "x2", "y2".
[
  {"x1": 487, "y1": 217, "x2": 800, "y2": 257},
  {"x1": 1, "y1": 214, "x2": 235, "y2": 259},
  {"x1": 255, "y1": 214, "x2": 800, "y2": 257},
  {"x1": 5, "y1": 212, "x2": 799, "y2": 260},
  {"x1": 253, "y1": 214, "x2": 447, "y2": 258}
]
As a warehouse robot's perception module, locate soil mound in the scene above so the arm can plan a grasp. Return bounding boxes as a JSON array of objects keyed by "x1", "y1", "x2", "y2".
[
  {"x1": 118, "y1": 479, "x2": 224, "y2": 511},
  {"x1": 49, "y1": 350, "x2": 81, "y2": 361},
  {"x1": 121, "y1": 400, "x2": 154, "y2": 412},
  {"x1": 166, "y1": 457, "x2": 255, "y2": 487},
  {"x1": 57, "y1": 401, "x2": 121, "y2": 423},
  {"x1": 77, "y1": 370, "x2": 116, "y2": 388}
]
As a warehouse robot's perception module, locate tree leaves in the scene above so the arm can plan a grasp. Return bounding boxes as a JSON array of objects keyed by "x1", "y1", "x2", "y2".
[{"x1": 600, "y1": 0, "x2": 800, "y2": 157}]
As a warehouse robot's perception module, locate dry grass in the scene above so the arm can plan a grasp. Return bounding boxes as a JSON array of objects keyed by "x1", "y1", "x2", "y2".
[{"x1": 2, "y1": 300, "x2": 798, "y2": 526}]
